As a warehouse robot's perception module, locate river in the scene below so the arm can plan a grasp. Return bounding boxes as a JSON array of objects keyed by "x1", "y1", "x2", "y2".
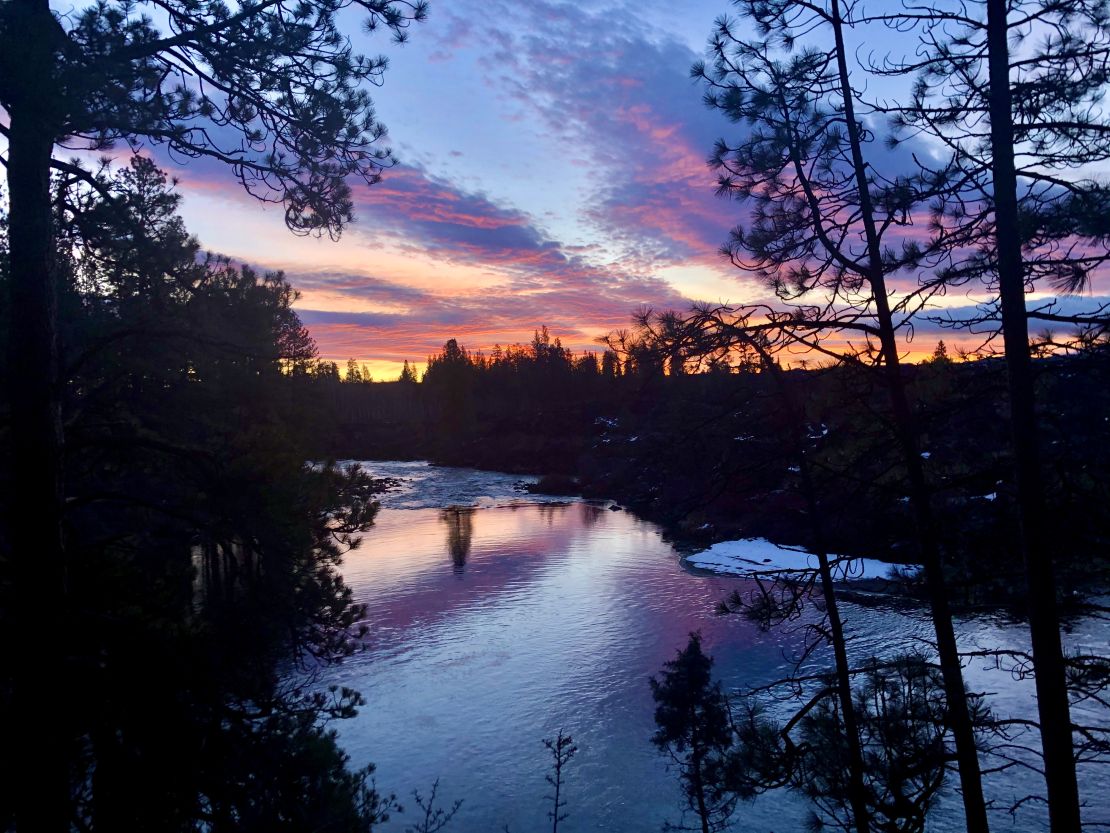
[{"x1": 315, "y1": 460, "x2": 1108, "y2": 832}]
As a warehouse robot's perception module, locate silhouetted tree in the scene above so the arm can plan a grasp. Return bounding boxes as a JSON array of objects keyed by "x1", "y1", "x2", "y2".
[
  {"x1": 543, "y1": 730, "x2": 577, "y2": 833},
  {"x1": 601, "y1": 349, "x2": 622, "y2": 379},
  {"x1": 317, "y1": 361, "x2": 343, "y2": 382},
  {"x1": 399, "y1": 359, "x2": 419, "y2": 384},
  {"x1": 802, "y1": 657, "x2": 952, "y2": 833},
  {"x1": 406, "y1": 779, "x2": 463, "y2": 833},
  {"x1": 692, "y1": 3, "x2": 991, "y2": 828},
  {"x1": 871, "y1": 4, "x2": 1110, "y2": 827},
  {"x1": 424, "y1": 338, "x2": 477, "y2": 442},
  {"x1": 0, "y1": 1, "x2": 424, "y2": 823},
  {"x1": 728, "y1": 656, "x2": 962, "y2": 833},
  {"x1": 651, "y1": 634, "x2": 738, "y2": 833},
  {"x1": 1, "y1": 158, "x2": 391, "y2": 831}
]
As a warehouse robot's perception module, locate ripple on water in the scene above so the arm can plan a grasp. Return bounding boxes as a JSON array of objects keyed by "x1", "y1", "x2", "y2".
[{"x1": 312, "y1": 462, "x2": 1109, "y2": 833}]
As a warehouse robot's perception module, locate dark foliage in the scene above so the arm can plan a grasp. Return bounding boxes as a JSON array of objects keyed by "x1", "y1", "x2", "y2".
[
  {"x1": 0, "y1": 160, "x2": 390, "y2": 831},
  {"x1": 651, "y1": 634, "x2": 739, "y2": 833},
  {"x1": 542, "y1": 730, "x2": 578, "y2": 833},
  {"x1": 313, "y1": 329, "x2": 1110, "y2": 609},
  {"x1": 729, "y1": 658, "x2": 963, "y2": 833},
  {"x1": 406, "y1": 779, "x2": 463, "y2": 833},
  {"x1": 651, "y1": 641, "x2": 975, "y2": 833}
]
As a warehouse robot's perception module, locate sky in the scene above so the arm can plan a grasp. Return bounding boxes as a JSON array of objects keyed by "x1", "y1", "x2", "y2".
[
  {"x1": 158, "y1": 0, "x2": 748, "y2": 377},
  {"x1": 31, "y1": 0, "x2": 1110, "y2": 378}
]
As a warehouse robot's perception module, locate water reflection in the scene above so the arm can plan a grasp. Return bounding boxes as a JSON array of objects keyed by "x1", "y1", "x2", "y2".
[
  {"x1": 328, "y1": 501, "x2": 767, "y2": 833},
  {"x1": 317, "y1": 469, "x2": 1108, "y2": 833},
  {"x1": 440, "y1": 507, "x2": 475, "y2": 570}
]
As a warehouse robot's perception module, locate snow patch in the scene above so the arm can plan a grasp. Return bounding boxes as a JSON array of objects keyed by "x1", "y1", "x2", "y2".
[{"x1": 684, "y1": 538, "x2": 903, "y2": 582}]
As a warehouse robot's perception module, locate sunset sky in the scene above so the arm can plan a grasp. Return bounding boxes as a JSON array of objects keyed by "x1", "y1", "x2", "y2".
[{"x1": 137, "y1": 0, "x2": 1106, "y2": 378}]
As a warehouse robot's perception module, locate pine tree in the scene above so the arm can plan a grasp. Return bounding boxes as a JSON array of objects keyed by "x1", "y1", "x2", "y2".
[
  {"x1": 651, "y1": 634, "x2": 738, "y2": 833},
  {"x1": 0, "y1": 2, "x2": 424, "y2": 824},
  {"x1": 399, "y1": 359, "x2": 419, "y2": 384},
  {"x1": 873, "y1": 3, "x2": 1110, "y2": 827},
  {"x1": 692, "y1": 3, "x2": 991, "y2": 827}
]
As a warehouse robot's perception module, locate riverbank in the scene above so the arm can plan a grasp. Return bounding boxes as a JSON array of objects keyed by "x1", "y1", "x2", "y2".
[
  {"x1": 360, "y1": 461, "x2": 918, "y2": 598},
  {"x1": 319, "y1": 353, "x2": 1110, "y2": 608}
]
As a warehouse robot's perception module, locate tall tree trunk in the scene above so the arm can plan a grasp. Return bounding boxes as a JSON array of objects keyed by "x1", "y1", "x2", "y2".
[
  {"x1": 801, "y1": 469, "x2": 873, "y2": 833},
  {"x1": 3, "y1": 0, "x2": 69, "y2": 829},
  {"x1": 690, "y1": 742, "x2": 711, "y2": 833},
  {"x1": 828, "y1": 3, "x2": 991, "y2": 830},
  {"x1": 756, "y1": 349, "x2": 873, "y2": 833},
  {"x1": 984, "y1": 1, "x2": 1081, "y2": 829}
]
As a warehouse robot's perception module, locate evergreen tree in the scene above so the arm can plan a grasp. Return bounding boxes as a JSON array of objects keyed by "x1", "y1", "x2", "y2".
[
  {"x1": 399, "y1": 359, "x2": 419, "y2": 384},
  {"x1": 0, "y1": 3, "x2": 424, "y2": 823},
  {"x1": 1, "y1": 158, "x2": 390, "y2": 831},
  {"x1": 875, "y1": 5, "x2": 1110, "y2": 827},
  {"x1": 692, "y1": 3, "x2": 991, "y2": 827},
  {"x1": 651, "y1": 634, "x2": 738, "y2": 833}
]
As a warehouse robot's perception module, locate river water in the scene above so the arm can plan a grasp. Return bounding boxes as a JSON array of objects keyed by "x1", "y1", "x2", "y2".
[{"x1": 316, "y1": 460, "x2": 1108, "y2": 832}]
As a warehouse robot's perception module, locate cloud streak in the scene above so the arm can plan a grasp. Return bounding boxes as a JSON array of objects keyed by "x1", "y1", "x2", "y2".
[
  {"x1": 154, "y1": 131, "x2": 692, "y2": 365},
  {"x1": 126, "y1": 0, "x2": 1108, "y2": 374}
]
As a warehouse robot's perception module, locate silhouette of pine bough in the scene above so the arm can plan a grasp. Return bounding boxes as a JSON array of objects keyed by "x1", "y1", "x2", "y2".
[{"x1": 727, "y1": 654, "x2": 965, "y2": 833}]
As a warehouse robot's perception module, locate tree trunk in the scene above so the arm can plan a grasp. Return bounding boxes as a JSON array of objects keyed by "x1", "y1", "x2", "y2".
[
  {"x1": 758, "y1": 350, "x2": 873, "y2": 833},
  {"x1": 690, "y1": 742, "x2": 711, "y2": 833},
  {"x1": 803, "y1": 478, "x2": 873, "y2": 833},
  {"x1": 984, "y1": 1, "x2": 1081, "y2": 829},
  {"x1": 828, "y1": 3, "x2": 991, "y2": 830},
  {"x1": 3, "y1": 0, "x2": 70, "y2": 829}
]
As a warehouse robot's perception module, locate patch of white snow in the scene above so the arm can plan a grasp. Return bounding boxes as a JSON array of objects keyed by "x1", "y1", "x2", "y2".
[{"x1": 684, "y1": 538, "x2": 904, "y2": 582}]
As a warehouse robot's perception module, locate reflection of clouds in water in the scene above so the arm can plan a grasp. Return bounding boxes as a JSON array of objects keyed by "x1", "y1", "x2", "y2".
[{"x1": 322, "y1": 482, "x2": 1110, "y2": 833}]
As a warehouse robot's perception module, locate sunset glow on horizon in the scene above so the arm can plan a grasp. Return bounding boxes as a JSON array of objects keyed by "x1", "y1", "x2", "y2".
[{"x1": 141, "y1": 0, "x2": 1108, "y2": 380}]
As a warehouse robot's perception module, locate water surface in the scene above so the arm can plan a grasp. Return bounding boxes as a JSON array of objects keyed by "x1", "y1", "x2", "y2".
[{"x1": 318, "y1": 461, "x2": 1108, "y2": 832}]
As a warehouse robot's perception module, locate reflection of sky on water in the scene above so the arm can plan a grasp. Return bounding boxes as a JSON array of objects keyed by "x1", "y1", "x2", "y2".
[{"x1": 316, "y1": 465, "x2": 1109, "y2": 833}]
